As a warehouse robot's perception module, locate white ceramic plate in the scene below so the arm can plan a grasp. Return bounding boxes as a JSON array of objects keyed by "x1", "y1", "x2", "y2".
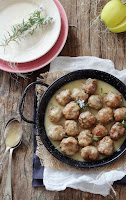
[{"x1": 0, "y1": 0, "x2": 61, "y2": 63}]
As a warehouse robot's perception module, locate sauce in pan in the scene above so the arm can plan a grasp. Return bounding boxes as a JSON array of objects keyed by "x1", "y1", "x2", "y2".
[{"x1": 44, "y1": 79, "x2": 126, "y2": 161}]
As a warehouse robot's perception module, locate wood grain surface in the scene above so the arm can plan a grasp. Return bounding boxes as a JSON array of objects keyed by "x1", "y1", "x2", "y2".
[{"x1": 0, "y1": 0, "x2": 126, "y2": 199}]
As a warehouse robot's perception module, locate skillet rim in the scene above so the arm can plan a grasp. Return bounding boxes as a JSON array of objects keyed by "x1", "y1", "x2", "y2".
[{"x1": 37, "y1": 69, "x2": 126, "y2": 168}]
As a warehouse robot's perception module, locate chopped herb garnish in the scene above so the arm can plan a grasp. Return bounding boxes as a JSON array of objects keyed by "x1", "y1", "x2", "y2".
[
  {"x1": 101, "y1": 88, "x2": 108, "y2": 95},
  {"x1": 111, "y1": 91, "x2": 117, "y2": 95},
  {"x1": 51, "y1": 104, "x2": 55, "y2": 108},
  {"x1": 75, "y1": 99, "x2": 89, "y2": 111},
  {"x1": 82, "y1": 103, "x2": 90, "y2": 111},
  {"x1": 60, "y1": 134, "x2": 69, "y2": 138},
  {"x1": 101, "y1": 88, "x2": 103, "y2": 95},
  {"x1": 93, "y1": 136, "x2": 101, "y2": 141},
  {"x1": 117, "y1": 112, "x2": 126, "y2": 129},
  {"x1": 86, "y1": 134, "x2": 101, "y2": 141}
]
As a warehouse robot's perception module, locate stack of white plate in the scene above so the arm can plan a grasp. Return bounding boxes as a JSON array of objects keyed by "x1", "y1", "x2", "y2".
[{"x1": 0, "y1": 0, "x2": 68, "y2": 73}]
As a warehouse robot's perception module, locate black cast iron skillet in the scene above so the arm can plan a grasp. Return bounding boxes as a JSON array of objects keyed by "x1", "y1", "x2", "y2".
[{"x1": 19, "y1": 69, "x2": 126, "y2": 168}]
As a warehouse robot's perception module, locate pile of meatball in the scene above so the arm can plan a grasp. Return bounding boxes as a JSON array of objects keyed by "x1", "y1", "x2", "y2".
[{"x1": 48, "y1": 78, "x2": 126, "y2": 161}]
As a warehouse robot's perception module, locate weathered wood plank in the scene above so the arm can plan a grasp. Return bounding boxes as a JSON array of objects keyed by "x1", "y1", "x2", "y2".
[{"x1": 0, "y1": 0, "x2": 126, "y2": 199}]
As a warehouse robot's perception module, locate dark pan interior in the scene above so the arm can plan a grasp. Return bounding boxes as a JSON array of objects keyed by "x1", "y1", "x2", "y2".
[{"x1": 37, "y1": 69, "x2": 126, "y2": 168}]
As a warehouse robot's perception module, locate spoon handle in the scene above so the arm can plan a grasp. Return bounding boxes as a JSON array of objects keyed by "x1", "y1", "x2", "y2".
[
  {"x1": 0, "y1": 146, "x2": 10, "y2": 183},
  {"x1": 3, "y1": 148, "x2": 14, "y2": 200}
]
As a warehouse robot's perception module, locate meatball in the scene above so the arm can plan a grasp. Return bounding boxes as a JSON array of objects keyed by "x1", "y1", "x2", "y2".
[
  {"x1": 78, "y1": 111, "x2": 96, "y2": 128},
  {"x1": 60, "y1": 137, "x2": 79, "y2": 156},
  {"x1": 65, "y1": 120, "x2": 80, "y2": 136},
  {"x1": 92, "y1": 124, "x2": 108, "y2": 138},
  {"x1": 71, "y1": 88, "x2": 88, "y2": 101},
  {"x1": 97, "y1": 108, "x2": 113, "y2": 124},
  {"x1": 81, "y1": 146, "x2": 99, "y2": 161},
  {"x1": 88, "y1": 95, "x2": 103, "y2": 110},
  {"x1": 48, "y1": 107, "x2": 63, "y2": 122},
  {"x1": 78, "y1": 130, "x2": 93, "y2": 147},
  {"x1": 82, "y1": 78, "x2": 97, "y2": 95},
  {"x1": 48, "y1": 125, "x2": 65, "y2": 141},
  {"x1": 104, "y1": 92, "x2": 122, "y2": 108},
  {"x1": 114, "y1": 107, "x2": 126, "y2": 122},
  {"x1": 97, "y1": 136, "x2": 114, "y2": 156},
  {"x1": 63, "y1": 102, "x2": 80, "y2": 120},
  {"x1": 56, "y1": 89, "x2": 71, "y2": 106},
  {"x1": 109, "y1": 122, "x2": 125, "y2": 140}
]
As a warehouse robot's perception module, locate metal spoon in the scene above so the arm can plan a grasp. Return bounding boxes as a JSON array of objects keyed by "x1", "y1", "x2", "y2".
[
  {"x1": 0, "y1": 119, "x2": 22, "y2": 200},
  {"x1": 0, "y1": 118, "x2": 22, "y2": 182}
]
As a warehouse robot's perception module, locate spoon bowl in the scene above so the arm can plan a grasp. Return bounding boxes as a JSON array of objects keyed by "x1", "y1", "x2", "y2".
[
  {"x1": 4, "y1": 118, "x2": 22, "y2": 148},
  {"x1": 0, "y1": 118, "x2": 22, "y2": 183}
]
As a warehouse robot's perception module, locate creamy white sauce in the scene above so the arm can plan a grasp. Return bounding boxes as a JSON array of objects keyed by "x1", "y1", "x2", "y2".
[
  {"x1": 44, "y1": 79, "x2": 126, "y2": 161},
  {"x1": 5, "y1": 121, "x2": 22, "y2": 148}
]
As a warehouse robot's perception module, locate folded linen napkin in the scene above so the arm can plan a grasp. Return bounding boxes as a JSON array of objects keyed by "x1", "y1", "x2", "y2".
[{"x1": 43, "y1": 56, "x2": 126, "y2": 196}]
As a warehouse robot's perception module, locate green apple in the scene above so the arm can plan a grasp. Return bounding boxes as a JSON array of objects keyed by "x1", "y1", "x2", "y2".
[
  {"x1": 109, "y1": 17, "x2": 126, "y2": 33},
  {"x1": 101, "y1": 0, "x2": 126, "y2": 28}
]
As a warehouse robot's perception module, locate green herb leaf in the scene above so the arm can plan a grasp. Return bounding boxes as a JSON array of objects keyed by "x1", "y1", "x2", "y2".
[
  {"x1": 75, "y1": 100, "x2": 89, "y2": 111},
  {"x1": 111, "y1": 91, "x2": 117, "y2": 95},
  {"x1": 101, "y1": 88, "x2": 103, "y2": 95},
  {"x1": 92, "y1": 137, "x2": 99, "y2": 141},
  {"x1": 51, "y1": 104, "x2": 55, "y2": 108},
  {"x1": 86, "y1": 134, "x2": 101, "y2": 141},
  {"x1": 123, "y1": 124, "x2": 126, "y2": 129},
  {"x1": 86, "y1": 134, "x2": 93, "y2": 138},
  {"x1": 0, "y1": 8, "x2": 53, "y2": 47},
  {"x1": 60, "y1": 134, "x2": 69, "y2": 138},
  {"x1": 101, "y1": 88, "x2": 108, "y2": 95},
  {"x1": 117, "y1": 112, "x2": 126, "y2": 130},
  {"x1": 82, "y1": 103, "x2": 89, "y2": 111}
]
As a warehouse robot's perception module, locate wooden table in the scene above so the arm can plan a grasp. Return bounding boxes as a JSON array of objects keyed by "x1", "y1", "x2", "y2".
[{"x1": 0, "y1": 0, "x2": 126, "y2": 199}]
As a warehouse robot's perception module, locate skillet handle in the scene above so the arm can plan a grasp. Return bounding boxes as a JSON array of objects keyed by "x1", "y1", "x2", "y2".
[{"x1": 19, "y1": 81, "x2": 49, "y2": 124}]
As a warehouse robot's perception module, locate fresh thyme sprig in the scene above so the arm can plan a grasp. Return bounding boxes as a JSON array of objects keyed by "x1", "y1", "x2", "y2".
[
  {"x1": 0, "y1": 5, "x2": 53, "y2": 47},
  {"x1": 86, "y1": 134, "x2": 101, "y2": 141},
  {"x1": 117, "y1": 112, "x2": 126, "y2": 129},
  {"x1": 75, "y1": 99, "x2": 89, "y2": 111}
]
